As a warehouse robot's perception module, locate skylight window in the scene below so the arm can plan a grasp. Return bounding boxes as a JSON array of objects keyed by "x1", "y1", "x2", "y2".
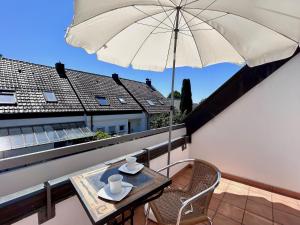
[
  {"x1": 158, "y1": 99, "x2": 165, "y2": 105},
  {"x1": 118, "y1": 97, "x2": 127, "y2": 104},
  {"x1": 43, "y1": 91, "x2": 58, "y2": 103},
  {"x1": 96, "y1": 96, "x2": 109, "y2": 106},
  {"x1": 0, "y1": 91, "x2": 17, "y2": 105},
  {"x1": 146, "y1": 100, "x2": 155, "y2": 106}
]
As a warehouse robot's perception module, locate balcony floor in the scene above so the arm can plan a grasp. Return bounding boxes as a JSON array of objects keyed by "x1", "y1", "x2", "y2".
[{"x1": 133, "y1": 166, "x2": 300, "y2": 225}]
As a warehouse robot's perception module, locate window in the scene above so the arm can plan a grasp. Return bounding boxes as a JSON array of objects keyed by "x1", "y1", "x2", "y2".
[
  {"x1": 146, "y1": 100, "x2": 155, "y2": 106},
  {"x1": 33, "y1": 126, "x2": 49, "y2": 144},
  {"x1": 118, "y1": 97, "x2": 127, "y2": 104},
  {"x1": 0, "y1": 129, "x2": 11, "y2": 151},
  {"x1": 0, "y1": 91, "x2": 17, "y2": 105},
  {"x1": 43, "y1": 91, "x2": 58, "y2": 103},
  {"x1": 9, "y1": 128, "x2": 24, "y2": 149},
  {"x1": 119, "y1": 125, "x2": 125, "y2": 131},
  {"x1": 108, "y1": 126, "x2": 116, "y2": 135},
  {"x1": 158, "y1": 99, "x2": 165, "y2": 105},
  {"x1": 21, "y1": 127, "x2": 37, "y2": 146},
  {"x1": 96, "y1": 96, "x2": 109, "y2": 106}
]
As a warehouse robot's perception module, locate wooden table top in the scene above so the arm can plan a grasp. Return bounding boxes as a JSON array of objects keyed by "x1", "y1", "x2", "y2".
[{"x1": 70, "y1": 161, "x2": 171, "y2": 225}]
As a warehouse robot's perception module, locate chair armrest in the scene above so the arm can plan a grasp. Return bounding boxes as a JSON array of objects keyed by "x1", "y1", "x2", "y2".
[
  {"x1": 175, "y1": 171, "x2": 221, "y2": 225},
  {"x1": 156, "y1": 159, "x2": 195, "y2": 173}
]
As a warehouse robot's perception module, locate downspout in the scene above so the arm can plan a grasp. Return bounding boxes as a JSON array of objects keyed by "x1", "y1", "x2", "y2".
[
  {"x1": 112, "y1": 73, "x2": 150, "y2": 130},
  {"x1": 55, "y1": 62, "x2": 89, "y2": 127}
]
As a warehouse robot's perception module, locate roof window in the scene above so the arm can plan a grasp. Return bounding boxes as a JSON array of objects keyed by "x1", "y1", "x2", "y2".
[
  {"x1": 43, "y1": 91, "x2": 58, "y2": 103},
  {"x1": 158, "y1": 99, "x2": 165, "y2": 105},
  {"x1": 96, "y1": 96, "x2": 109, "y2": 106},
  {"x1": 118, "y1": 97, "x2": 127, "y2": 104},
  {"x1": 146, "y1": 100, "x2": 155, "y2": 106},
  {"x1": 0, "y1": 91, "x2": 17, "y2": 105}
]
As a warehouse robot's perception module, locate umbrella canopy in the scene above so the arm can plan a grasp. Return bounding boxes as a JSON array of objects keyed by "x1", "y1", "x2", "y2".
[
  {"x1": 66, "y1": 0, "x2": 300, "y2": 177},
  {"x1": 66, "y1": 0, "x2": 300, "y2": 72}
]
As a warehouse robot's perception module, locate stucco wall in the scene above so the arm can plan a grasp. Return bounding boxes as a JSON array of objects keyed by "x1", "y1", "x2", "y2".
[{"x1": 189, "y1": 54, "x2": 300, "y2": 193}]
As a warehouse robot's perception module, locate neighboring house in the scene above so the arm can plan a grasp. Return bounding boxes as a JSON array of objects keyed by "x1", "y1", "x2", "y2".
[
  {"x1": 115, "y1": 76, "x2": 170, "y2": 129},
  {"x1": 0, "y1": 57, "x2": 169, "y2": 157},
  {"x1": 66, "y1": 69, "x2": 146, "y2": 134},
  {"x1": 0, "y1": 58, "x2": 94, "y2": 158}
]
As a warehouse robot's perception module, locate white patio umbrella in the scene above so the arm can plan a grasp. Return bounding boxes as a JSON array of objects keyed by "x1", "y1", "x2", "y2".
[{"x1": 66, "y1": 0, "x2": 300, "y2": 177}]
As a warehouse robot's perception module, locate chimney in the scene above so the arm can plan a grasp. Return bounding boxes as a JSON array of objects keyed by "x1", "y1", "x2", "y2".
[
  {"x1": 112, "y1": 73, "x2": 122, "y2": 85},
  {"x1": 146, "y1": 78, "x2": 152, "y2": 87},
  {"x1": 55, "y1": 62, "x2": 66, "y2": 78}
]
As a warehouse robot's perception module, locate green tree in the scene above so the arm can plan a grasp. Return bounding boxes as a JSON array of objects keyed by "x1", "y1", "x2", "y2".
[
  {"x1": 180, "y1": 79, "x2": 193, "y2": 114},
  {"x1": 167, "y1": 90, "x2": 181, "y2": 99}
]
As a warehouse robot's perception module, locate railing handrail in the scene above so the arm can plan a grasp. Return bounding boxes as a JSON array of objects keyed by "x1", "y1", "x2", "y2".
[{"x1": 0, "y1": 124, "x2": 185, "y2": 171}]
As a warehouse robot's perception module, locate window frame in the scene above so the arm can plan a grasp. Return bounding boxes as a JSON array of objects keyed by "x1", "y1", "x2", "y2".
[
  {"x1": 146, "y1": 99, "x2": 155, "y2": 106},
  {"x1": 0, "y1": 91, "x2": 17, "y2": 105},
  {"x1": 43, "y1": 91, "x2": 58, "y2": 103},
  {"x1": 95, "y1": 96, "x2": 110, "y2": 106},
  {"x1": 118, "y1": 97, "x2": 127, "y2": 104}
]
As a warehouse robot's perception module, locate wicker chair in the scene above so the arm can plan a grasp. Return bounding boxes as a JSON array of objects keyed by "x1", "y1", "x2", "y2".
[{"x1": 145, "y1": 159, "x2": 221, "y2": 225}]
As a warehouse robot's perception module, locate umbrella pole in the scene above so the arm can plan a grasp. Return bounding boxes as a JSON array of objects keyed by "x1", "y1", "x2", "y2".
[{"x1": 167, "y1": 6, "x2": 181, "y2": 178}]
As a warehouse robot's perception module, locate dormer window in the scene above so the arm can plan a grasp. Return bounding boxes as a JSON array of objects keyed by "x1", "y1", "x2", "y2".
[
  {"x1": 43, "y1": 91, "x2": 58, "y2": 103},
  {"x1": 118, "y1": 97, "x2": 127, "y2": 104},
  {"x1": 146, "y1": 100, "x2": 155, "y2": 106},
  {"x1": 96, "y1": 96, "x2": 109, "y2": 106},
  {"x1": 0, "y1": 91, "x2": 17, "y2": 105}
]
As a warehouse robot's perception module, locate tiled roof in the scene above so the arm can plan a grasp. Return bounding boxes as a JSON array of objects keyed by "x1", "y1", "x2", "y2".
[
  {"x1": 66, "y1": 70, "x2": 143, "y2": 113},
  {"x1": 0, "y1": 58, "x2": 84, "y2": 115},
  {"x1": 120, "y1": 79, "x2": 170, "y2": 114}
]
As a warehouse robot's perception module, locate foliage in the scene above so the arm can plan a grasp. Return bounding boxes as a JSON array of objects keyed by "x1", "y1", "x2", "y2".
[
  {"x1": 167, "y1": 90, "x2": 181, "y2": 99},
  {"x1": 180, "y1": 79, "x2": 193, "y2": 114},
  {"x1": 94, "y1": 131, "x2": 111, "y2": 140},
  {"x1": 150, "y1": 110, "x2": 186, "y2": 129}
]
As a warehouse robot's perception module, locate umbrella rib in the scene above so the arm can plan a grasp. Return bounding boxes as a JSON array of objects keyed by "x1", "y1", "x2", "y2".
[
  {"x1": 70, "y1": 4, "x2": 174, "y2": 28},
  {"x1": 182, "y1": 9, "x2": 247, "y2": 62},
  {"x1": 133, "y1": 6, "x2": 174, "y2": 29},
  {"x1": 183, "y1": 7, "x2": 299, "y2": 43},
  {"x1": 181, "y1": 13, "x2": 228, "y2": 30},
  {"x1": 179, "y1": 0, "x2": 218, "y2": 30},
  {"x1": 180, "y1": 12, "x2": 204, "y2": 67},
  {"x1": 181, "y1": 0, "x2": 202, "y2": 8},
  {"x1": 129, "y1": 10, "x2": 177, "y2": 66},
  {"x1": 136, "y1": 22, "x2": 173, "y2": 31},
  {"x1": 158, "y1": 0, "x2": 176, "y2": 27},
  {"x1": 94, "y1": 9, "x2": 174, "y2": 54}
]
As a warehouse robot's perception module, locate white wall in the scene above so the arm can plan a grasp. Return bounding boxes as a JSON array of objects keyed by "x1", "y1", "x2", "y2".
[
  {"x1": 88, "y1": 113, "x2": 147, "y2": 134},
  {"x1": 189, "y1": 54, "x2": 300, "y2": 193},
  {"x1": 0, "y1": 127, "x2": 186, "y2": 196}
]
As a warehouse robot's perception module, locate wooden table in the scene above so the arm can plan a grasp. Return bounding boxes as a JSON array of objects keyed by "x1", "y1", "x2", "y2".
[{"x1": 70, "y1": 162, "x2": 171, "y2": 225}]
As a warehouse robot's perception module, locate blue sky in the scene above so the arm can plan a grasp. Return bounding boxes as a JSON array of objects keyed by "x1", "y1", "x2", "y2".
[{"x1": 0, "y1": 0, "x2": 241, "y2": 102}]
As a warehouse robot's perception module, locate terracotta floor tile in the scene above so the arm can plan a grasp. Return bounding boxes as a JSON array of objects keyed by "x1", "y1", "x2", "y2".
[
  {"x1": 223, "y1": 193, "x2": 247, "y2": 209},
  {"x1": 246, "y1": 199, "x2": 273, "y2": 220},
  {"x1": 273, "y1": 209, "x2": 300, "y2": 225},
  {"x1": 213, "y1": 213, "x2": 241, "y2": 225},
  {"x1": 217, "y1": 201, "x2": 244, "y2": 223},
  {"x1": 243, "y1": 211, "x2": 273, "y2": 225},
  {"x1": 221, "y1": 178, "x2": 232, "y2": 184},
  {"x1": 273, "y1": 201, "x2": 300, "y2": 217},
  {"x1": 227, "y1": 184, "x2": 249, "y2": 195},
  {"x1": 272, "y1": 193, "x2": 299, "y2": 205},
  {"x1": 209, "y1": 197, "x2": 221, "y2": 211},
  {"x1": 214, "y1": 182, "x2": 228, "y2": 200},
  {"x1": 248, "y1": 190, "x2": 272, "y2": 207},
  {"x1": 230, "y1": 181, "x2": 250, "y2": 191}
]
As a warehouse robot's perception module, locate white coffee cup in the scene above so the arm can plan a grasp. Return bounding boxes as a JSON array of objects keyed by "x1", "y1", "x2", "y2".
[
  {"x1": 126, "y1": 156, "x2": 137, "y2": 171},
  {"x1": 108, "y1": 174, "x2": 123, "y2": 194}
]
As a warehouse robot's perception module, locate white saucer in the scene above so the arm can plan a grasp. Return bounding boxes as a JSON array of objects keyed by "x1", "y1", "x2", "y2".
[
  {"x1": 97, "y1": 182, "x2": 133, "y2": 202},
  {"x1": 118, "y1": 163, "x2": 144, "y2": 175}
]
